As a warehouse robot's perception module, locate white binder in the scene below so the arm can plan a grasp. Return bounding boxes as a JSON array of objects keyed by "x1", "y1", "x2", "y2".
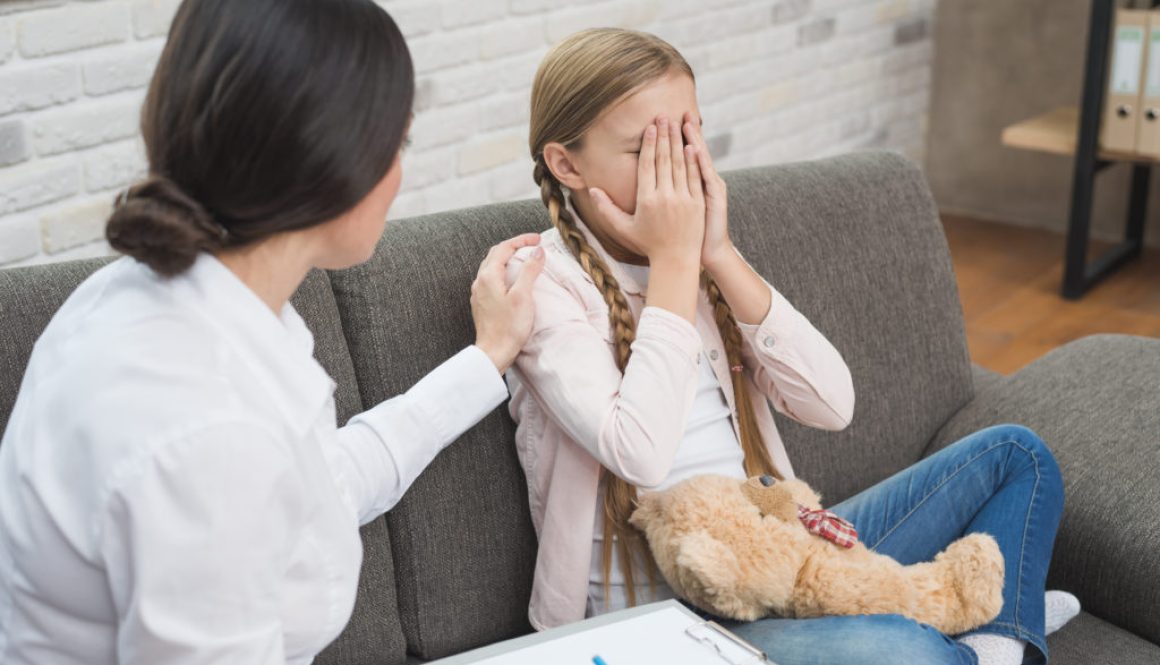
[
  {"x1": 1135, "y1": 11, "x2": 1160, "y2": 157},
  {"x1": 1101, "y1": 9, "x2": 1149, "y2": 153}
]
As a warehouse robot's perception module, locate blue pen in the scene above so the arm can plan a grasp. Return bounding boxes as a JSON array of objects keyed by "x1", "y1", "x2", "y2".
[{"x1": 593, "y1": 656, "x2": 609, "y2": 665}]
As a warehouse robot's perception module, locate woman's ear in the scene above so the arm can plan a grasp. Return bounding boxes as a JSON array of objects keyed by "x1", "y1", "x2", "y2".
[{"x1": 542, "y1": 142, "x2": 586, "y2": 191}]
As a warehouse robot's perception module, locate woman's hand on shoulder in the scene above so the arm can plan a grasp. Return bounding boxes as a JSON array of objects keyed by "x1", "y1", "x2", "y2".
[{"x1": 471, "y1": 233, "x2": 546, "y2": 373}]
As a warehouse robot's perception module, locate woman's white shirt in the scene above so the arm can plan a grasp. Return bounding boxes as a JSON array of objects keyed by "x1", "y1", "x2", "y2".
[{"x1": 0, "y1": 253, "x2": 507, "y2": 665}]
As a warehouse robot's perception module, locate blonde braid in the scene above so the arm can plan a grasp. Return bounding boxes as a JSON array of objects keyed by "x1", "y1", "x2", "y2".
[
  {"x1": 533, "y1": 157, "x2": 637, "y2": 370},
  {"x1": 702, "y1": 271, "x2": 781, "y2": 479},
  {"x1": 532, "y1": 156, "x2": 657, "y2": 606}
]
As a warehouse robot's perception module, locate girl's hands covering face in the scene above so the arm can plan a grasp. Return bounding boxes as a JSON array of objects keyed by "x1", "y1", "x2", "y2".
[
  {"x1": 681, "y1": 111, "x2": 733, "y2": 271},
  {"x1": 588, "y1": 115, "x2": 705, "y2": 267}
]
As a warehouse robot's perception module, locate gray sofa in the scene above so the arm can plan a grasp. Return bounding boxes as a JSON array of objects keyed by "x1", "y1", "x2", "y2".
[{"x1": 1, "y1": 152, "x2": 1156, "y2": 664}]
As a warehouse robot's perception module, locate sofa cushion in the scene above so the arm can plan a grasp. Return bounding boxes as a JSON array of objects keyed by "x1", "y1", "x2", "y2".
[
  {"x1": 927, "y1": 334, "x2": 1160, "y2": 646},
  {"x1": 1047, "y1": 611, "x2": 1160, "y2": 665},
  {"x1": 0, "y1": 256, "x2": 407, "y2": 665},
  {"x1": 724, "y1": 152, "x2": 974, "y2": 503},
  {"x1": 328, "y1": 202, "x2": 547, "y2": 660}
]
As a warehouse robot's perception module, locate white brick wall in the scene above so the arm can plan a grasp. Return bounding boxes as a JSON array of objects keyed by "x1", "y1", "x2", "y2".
[{"x1": 0, "y1": 0, "x2": 938, "y2": 269}]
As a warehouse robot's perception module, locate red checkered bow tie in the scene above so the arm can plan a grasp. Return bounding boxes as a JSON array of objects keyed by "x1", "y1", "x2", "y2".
[{"x1": 797, "y1": 505, "x2": 859, "y2": 549}]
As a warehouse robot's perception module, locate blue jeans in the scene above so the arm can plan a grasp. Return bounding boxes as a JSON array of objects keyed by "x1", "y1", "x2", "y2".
[{"x1": 705, "y1": 424, "x2": 1066, "y2": 665}]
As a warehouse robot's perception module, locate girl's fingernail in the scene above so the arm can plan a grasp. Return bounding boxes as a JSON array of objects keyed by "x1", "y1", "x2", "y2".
[
  {"x1": 646, "y1": 126, "x2": 657, "y2": 137},
  {"x1": 534, "y1": 246, "x2": 545, "y2": 259}
]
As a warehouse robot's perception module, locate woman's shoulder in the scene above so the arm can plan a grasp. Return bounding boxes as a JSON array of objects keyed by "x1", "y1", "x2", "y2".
[
  {"x1": 27, "y1": 258, "x2": 247, "y2": 436},
  {"x1": 41, "y1": 256, "x2": 223, "y2": 370}
]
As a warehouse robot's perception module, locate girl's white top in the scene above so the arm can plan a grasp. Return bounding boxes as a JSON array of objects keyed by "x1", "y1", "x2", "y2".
[{"x1": 584, "y1": 261, "x2": 747, "y2": 617}]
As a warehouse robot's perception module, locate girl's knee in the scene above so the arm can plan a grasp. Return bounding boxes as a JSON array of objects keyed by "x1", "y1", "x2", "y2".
[
  {"x1": 756, "y1": 614, "x2": 972, "y2": 665},
  {"x1": 1003, "y1": 424, "x2": 1060, "y2": 472},
  {"x1": 859, "y1": 615, "x2": 973, "y2": 664},
  {"x1": 992, "y1": 424, "x2": 1064, "y2": 501}
]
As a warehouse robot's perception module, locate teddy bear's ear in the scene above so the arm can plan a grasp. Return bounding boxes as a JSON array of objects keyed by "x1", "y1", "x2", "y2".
[{"x1": 629, "y1": 492, "x2": 659, "y2": 529}]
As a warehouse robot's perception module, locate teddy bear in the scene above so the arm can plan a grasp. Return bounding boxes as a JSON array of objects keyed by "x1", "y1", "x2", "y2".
[{"x1": 629, "y1": 474, "x2": 1005, "y2": 635}]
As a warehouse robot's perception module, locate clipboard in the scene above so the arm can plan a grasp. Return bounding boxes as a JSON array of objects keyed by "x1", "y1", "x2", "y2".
[
  {"x1": 429, "y1": 601, "x2": 776, "y2": 665},
  {"x1": 685, "y1": 619, "x2": 771, "y2": 665}
]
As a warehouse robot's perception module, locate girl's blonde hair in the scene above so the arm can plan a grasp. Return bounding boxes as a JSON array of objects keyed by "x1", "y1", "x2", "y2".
[{"x1": 528, "y1": 28, "x2": 780, "y2": 606}]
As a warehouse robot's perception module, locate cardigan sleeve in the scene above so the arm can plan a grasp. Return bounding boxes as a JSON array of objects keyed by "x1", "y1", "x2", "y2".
[{"x1": 732, "y1": 250, "x2": 855, "y2": 431}]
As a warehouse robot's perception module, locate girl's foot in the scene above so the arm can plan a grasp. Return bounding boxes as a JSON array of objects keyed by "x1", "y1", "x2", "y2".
[
  {"x1": 958, "y1": 590, "x2": 1081, "y2": 664},
  {"x1": 1045, "y1": 589, "x2": 1081, "y2": 635},
  {"x1": 959, "y1": 633, "x2": 1025, "y2": 665}
]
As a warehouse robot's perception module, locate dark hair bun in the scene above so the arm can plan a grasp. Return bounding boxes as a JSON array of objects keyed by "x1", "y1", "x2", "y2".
[{"x1": 106, "y1": 176, "x2": 227, "y2": 278}]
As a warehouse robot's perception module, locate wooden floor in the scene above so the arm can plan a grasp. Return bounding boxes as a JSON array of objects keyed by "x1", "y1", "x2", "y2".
[{"x1": 941, "y1": 214, "x2": 1160, "y2": 375}]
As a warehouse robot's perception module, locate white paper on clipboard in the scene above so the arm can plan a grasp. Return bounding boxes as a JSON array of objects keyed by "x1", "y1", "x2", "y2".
[{"x1": 470, "y1": 606, "x2": 769, "y2": 665}]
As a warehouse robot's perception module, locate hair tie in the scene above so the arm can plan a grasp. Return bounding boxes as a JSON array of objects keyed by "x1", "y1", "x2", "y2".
[{"x1": 730, "y1": 365, "x2": 743, "y2": 373}]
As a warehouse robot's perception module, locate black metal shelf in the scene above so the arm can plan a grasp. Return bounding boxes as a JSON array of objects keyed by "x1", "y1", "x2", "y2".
[{"x1": 1062, "y1": 0, "x2": 1151, "y2": 298}]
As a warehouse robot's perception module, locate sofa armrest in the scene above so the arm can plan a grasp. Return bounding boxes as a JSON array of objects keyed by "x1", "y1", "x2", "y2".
[
  {"x1": 970, "y1": 362, "x2": 1005, "y2": 395},
  {"x1": 926, "y1": 335, "x2": 1160, "y2": 645}
]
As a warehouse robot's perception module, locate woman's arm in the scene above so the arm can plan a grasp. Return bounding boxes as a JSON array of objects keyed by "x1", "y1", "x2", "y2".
[
  {"x1": 331, "y1": 345, "x2": 507, "y2": 524},
  {"x1": 327, "y1": 235, "x2": 544, "y2": 524}
]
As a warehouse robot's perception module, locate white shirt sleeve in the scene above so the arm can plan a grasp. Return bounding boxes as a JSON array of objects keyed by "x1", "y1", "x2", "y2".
[
  {"x1": 97, "y1": 420, "x2": 301, "y2": 665},
  {"x1": 329, "y1": 345, "x2": 508, "y2": 524}
]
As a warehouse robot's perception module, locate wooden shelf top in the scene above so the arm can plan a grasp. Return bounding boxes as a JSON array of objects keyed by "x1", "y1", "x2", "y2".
[{"x1": 1001, "y1": 106, "x2": 1155, "y2": 163}]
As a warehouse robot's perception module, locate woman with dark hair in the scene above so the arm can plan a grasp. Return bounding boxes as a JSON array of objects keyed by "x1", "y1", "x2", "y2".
[{"x1": 0, "y1": 0, "x2": 544, "y2": 662}]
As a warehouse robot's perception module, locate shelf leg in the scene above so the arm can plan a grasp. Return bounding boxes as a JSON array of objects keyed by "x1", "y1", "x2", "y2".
[
  {"x1": 1124, "y1": 163, "x2": 1149, "y2": 253},
  {"x1": 1064, "y1": 0, "x2": 1116, "y2": 300}
]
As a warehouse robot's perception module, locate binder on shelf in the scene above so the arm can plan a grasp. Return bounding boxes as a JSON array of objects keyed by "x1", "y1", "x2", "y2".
[
  {"x1": 1136, "y1": 11, "x2": 1160, "y2": 157},
  {"x1": 1100, "y1": 9, "x2": 1149, "y2": 153}
]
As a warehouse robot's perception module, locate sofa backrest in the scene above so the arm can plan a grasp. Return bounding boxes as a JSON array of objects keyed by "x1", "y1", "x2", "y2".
[{"x1": 323, "y1": 150, "x2": 975, "y2": 660}]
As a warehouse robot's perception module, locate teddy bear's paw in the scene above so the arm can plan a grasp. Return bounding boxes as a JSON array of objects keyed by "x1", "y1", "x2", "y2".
[
  {"x1": 672, "y1": 532, "x2": 763, "y2": 622},
  {"x1": 937, "y1": 533, "x2": 1005, "y2": 631}
]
